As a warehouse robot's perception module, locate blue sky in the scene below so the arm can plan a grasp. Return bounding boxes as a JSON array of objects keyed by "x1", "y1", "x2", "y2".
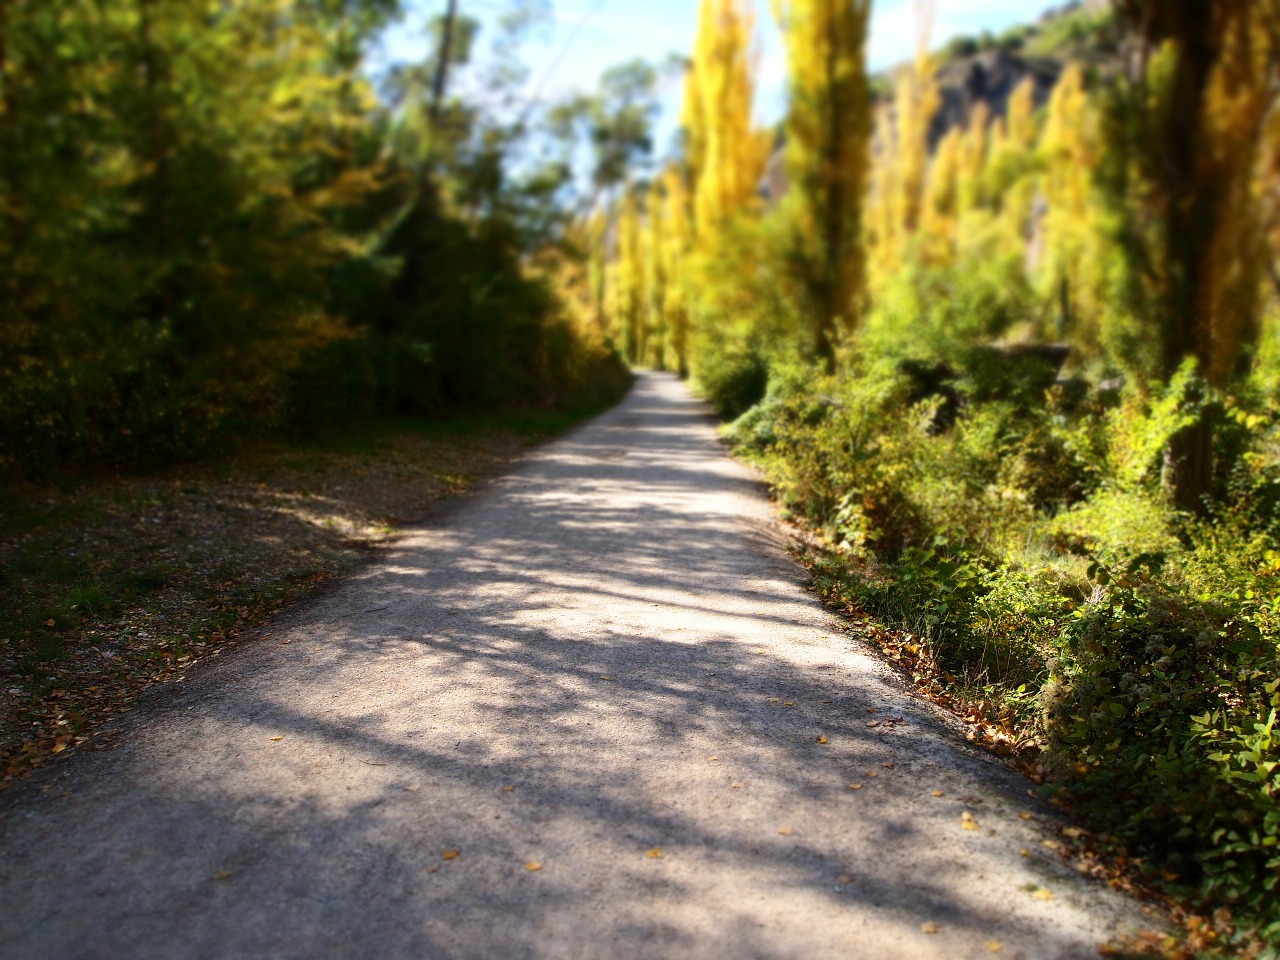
[{"x1": 374, "y1": 1, "x2": 1059, "y2": 146}]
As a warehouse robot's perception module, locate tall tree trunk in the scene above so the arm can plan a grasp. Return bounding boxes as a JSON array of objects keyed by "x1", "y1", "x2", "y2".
[
  {"x1": 0, "y1": 0, "x2": 27, "y2": 263},
  {"x1": 429, "y1": 0, "x2": 459, "y2": 127},
  {"x1": 137, "y1": 0, "x2": 173, "y2": 318}
]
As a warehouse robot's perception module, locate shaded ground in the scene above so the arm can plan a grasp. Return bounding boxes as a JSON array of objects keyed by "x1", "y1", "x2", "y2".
[
  {"x1": 0, "y1": 418, "x2": 554, "y2": 778},
  {"x1": 0, "y1": 374, "x2": 1154, "y2": 958}
]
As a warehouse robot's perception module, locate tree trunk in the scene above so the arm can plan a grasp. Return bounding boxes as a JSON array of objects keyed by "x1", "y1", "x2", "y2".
[
  {"x1": 1163, "y1": 406, "x2": 1215, "y2": 515},
  {"x1": 429, "y1": 0, "x2": 460, "y2": 127}
]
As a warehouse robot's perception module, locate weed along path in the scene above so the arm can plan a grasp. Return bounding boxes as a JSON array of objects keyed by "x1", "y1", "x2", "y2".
[{"x1": 0, "y1": 373, "x2": 1147, "y2": 959}]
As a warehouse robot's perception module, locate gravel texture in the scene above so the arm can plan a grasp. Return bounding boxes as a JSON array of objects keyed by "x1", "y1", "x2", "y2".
[{"x1": 0, "y1": 372, "x2": 1151, "y2": 959}]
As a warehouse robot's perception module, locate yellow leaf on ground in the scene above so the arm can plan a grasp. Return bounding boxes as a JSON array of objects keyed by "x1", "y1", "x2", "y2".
[
  {"x1": 986, "y1": 940, "x2": 1004, "y2": 953},
  {"x1": 931, "y1": 790, "x2": 944, "y2": 797},
  {"x1": 503, "y1": 785, "x2": 515, "y2": 792},
  {"x1": 269, "y1": 736, "x2": 284, "y2": 742},
  {"x1": 866, "y1": 770, "x2": 878, "y2": 778},
  {"x1": 961, "y1": 811, "x2": 979, "y2": 831},
  {"x1": 599, "y1": 676, "x2": 612, "y2": 681},
  {"x1": 646, "y1": 847, "x2": 664, "y2": 859},
  {"x1": 708, "y1": 756, "x2": 719, "y2": 761},
  {"x1": 837, "y1": 874, "x2": 853, "y2": 885},
  {"x1": 1063, "y1": 827, "x2": 1086, "y2": 838},
  {"x1": 1033, "y1": 888, "x2": 1055, "y2": 901},
  {"x1": 921, "y1": 922, "x2": 939, "y2": 934},
  {"x1": 524, "y1": 862, "x2": 542, "y2": 872},
  {"x1": 45, "y1": 619, "x2": 55, "y2": 627},
  {"x1": 849, "y1": 783, "x2": 863, "y2": 790},
  {"x1": 441, "y1": 850, "x2": 461, "y2": 860},
  {"x1": 213, "y1": 870, "x2": 234, "y2": 880},
  {"x1": 816, "y1": 736, "x2": 828, "y2": 744},
  {"x1": 731, "y1": 782, "x2": 744, "y2": 789},
  {"x1": 784, "y1": 701, "x2": 794, "y2": 707},
  {"x1": 1019, "y1": 848, "x2": 1031, "y2": 857},
  {"x1": 405, "y1": 785, "x2": 420, "y2": 792},
  {"x1": 1019, "y1": 812, "x2": 1032, "y2": 820},
  {"x1": 777, "y1": 826, "x2": 794, "y2": 836}
]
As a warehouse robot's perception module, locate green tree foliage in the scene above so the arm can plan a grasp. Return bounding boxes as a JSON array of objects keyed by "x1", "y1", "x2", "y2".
[{"x1": 0, "y1": 0, "x2": 629, "y2": 476}]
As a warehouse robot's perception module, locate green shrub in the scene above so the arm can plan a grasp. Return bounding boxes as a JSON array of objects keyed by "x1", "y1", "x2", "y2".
[{"x1": 696, "y1": 345, "x2": 770, "y2": 419}]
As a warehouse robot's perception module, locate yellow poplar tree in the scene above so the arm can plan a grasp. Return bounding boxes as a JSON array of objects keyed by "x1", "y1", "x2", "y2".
[
  {"x1": 643, "y1": 178, "x2": 669, "y2": 369},
  {"x1": 1038, "y1": 64, "x2": 1104, "y2": 350},
  {"x1": 615, "y1": 186, "x2": 646, "y2": 363},
  {"x1": 920, "y1": 126, "x2": 963, "y2": 266},
  {"x1": 956, "y1": 101, "x2": 991, "y2": 217},
  {"x1": 771, "y1": 0, "x2": 873, "y2": 365},
  {"x1": 659, "y1": 166, "x2": 695, "y2": 375},
  {"x1": 683, "y1": 0, "x2": 772, "y2": 242}
]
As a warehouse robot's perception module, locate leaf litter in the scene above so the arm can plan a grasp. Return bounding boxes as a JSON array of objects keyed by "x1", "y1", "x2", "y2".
[{"x1": 0, "y1": 426, "x2": 531, "y2": 783}]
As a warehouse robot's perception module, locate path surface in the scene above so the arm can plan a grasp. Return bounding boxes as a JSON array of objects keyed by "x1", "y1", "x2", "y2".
[{"x1": 0, "y1": 374, "x2": 1147, "y2": 959}]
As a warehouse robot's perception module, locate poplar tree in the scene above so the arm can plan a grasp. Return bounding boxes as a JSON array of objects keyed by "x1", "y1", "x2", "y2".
[
  {"x1": 1105, "y1": 0, "x2": 1279, "y2": 510},
  {"x1": 615, "y1": 185, "x2": 646, "y2": 364},
  {"x1": 771, "y1": 0, "x2": 873, "y2": 367},
  {"x1": 683, "y1": 0, "x2": 771, "y2": 242},
  {"x1": 659, "y1": 167, "x2": 695, "y2": 376},
  {"x1": 1039, "y1": 64, "x2": 1103, "y2": 350}
]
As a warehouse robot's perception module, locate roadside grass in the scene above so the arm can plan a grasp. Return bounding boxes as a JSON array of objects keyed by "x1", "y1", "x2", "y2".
[{"x1": 0, "y1": 409, "x2": 600, "y2": 784}]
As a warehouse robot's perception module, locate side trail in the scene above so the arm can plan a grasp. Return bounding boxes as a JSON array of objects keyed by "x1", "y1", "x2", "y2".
[{"x1": 0, "y1": 373, "x2": 1148, "y2": 959}]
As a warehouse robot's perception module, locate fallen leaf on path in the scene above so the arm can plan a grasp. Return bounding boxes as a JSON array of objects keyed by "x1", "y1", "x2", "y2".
[
  {"x1": 986, "y1": 940, "x2": 1004, "y2": 953},
  {"x1": 214, "y1": 870, "x2": 234, "y2": 880},
  {"x1": 921, "y1": 922, "x2": 939, "y2": 934},
  {"x1": 1062, "y1": 827, "x2": 1086, "y2": 839},
  {"x1": 708, "y1": 755, "x2": 719, "y2": 762},
  {"x1": 931, "y1": 790, "x2": 944, "y2": 797},
  {"x1": 848, "y1": 783, "x2": 863, "y2": 790},
  {"x1": 599, "y1": 676, "x2": 613, "y2": 681},
  {"x1": 867, "y1": 707, "x2": 878, "y2": 713},
  {"x1": 837, "y1": 874, "x2": 853, "y2": 885},
  {"x1": 405, "y1": 785, "x2": 420, "y2": 792},
  {"x1": 269, "y1": 736, "x2": 284, "y2": 742},
  {"x1": 1019, "y1": 812, "x2": 1032, "y2": 820},
  {"x1": 1019, "y1": 848, "x2": 1031, "y2": 857},
  {"x1": 731, "y1": 782, "x2": 744, "y2": 789},
  {"x1": 881, "y1": 762, "x2": 894, "y2": 768},
  {"x1": 961, "y1": 811, "x2": 980, "y2": 831},
  {"x1": 784, "y1": 702, "x2": 795, "y2": 707},
  {"x1": 1042, "y1": 840, "x2": 1060, "y2": 851},
  {"x1": 525, "y1": 862, "x2": 542, "y2": 872},
  {"x1": 441, "y1": 850, "x2": 461, "y2": 860},
  {"x1": 816, "y1": 736, "x2": 828, "y2": 744},
  {"x1": 867, "y1": 720, "x2": 880, "y2": 728},
  {"x1": 646, "y1": 847, "x2": 664, "y2": 859},
  {"x1": 777, "y1": 826, "x2": 794, "y2": 836},
  {"x1": 1033, "y1": 888, "x2": 1055, "y2": 901},
  {"x1": 503, "y1": 785, "x2": 515, "y2": 792},
  {"x1": 866, "y1": 770, "x2": 878, "y2": 778}
]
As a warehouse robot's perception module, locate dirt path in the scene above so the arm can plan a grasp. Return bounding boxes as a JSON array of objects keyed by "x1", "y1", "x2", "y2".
[{"x1": 0, "y1": 373, "x2": 1148, "y2": 959}]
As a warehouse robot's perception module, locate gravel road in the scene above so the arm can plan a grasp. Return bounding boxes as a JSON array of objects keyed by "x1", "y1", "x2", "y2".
[{"x1": 0, "y1": 372, "x2": 1150, "y2": 959}]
